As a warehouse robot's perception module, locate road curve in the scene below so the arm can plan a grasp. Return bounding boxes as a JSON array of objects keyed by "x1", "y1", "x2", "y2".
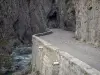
[{"x1": 40, "y1": 29, "x2": 100, "y2": 71}]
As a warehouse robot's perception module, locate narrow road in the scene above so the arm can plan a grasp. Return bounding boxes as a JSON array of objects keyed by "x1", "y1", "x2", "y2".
[{"x1": 40, "y1": 29, "x2": 100, "y2": 71}]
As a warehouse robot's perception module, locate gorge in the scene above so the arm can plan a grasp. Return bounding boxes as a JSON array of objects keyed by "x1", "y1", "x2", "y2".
[{"x1": 0, "y1": 0, "x2": 100, "y2": 75}]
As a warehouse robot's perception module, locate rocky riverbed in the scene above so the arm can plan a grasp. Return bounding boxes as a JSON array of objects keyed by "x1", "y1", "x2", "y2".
[{"x1": 11, "y1": 45, "x2": 32, "y2": 75}]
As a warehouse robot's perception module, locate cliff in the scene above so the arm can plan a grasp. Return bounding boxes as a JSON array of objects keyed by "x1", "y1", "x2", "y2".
[
  {"x1": 1, "y1": 0, "x2": 100, "y2": 74},
  {"x1": 75, "y1": 0, "x2": 100, "y2": 46}
]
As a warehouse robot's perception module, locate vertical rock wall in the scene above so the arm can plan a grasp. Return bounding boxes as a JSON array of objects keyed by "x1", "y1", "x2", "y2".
[
  {"x1": 58, "y1": 0, "x2": 76, "y2": 31},
  {"x1": 0, "y1": 0, "x2": 100, "y2": 52},
  {"x1": 75, "y1": 0, "x2": 100, "y2": 46},
  {"x1": 0, "y1": 0, "x2": 48, "y2": 46},
  {"x1": 0, "y1": 0, "x2": 48, "y2": 73},
  {"x1": 57, "y1": 0, "x2": 100, "y2": 46}
]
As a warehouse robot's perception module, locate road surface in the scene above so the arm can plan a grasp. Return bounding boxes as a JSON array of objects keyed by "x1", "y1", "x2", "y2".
[{"x1": 40, "y1": 29, "x2": 100, "y2": 71}]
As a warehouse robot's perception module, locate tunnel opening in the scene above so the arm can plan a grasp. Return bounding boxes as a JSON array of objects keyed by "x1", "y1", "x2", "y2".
[
  {"x1": 52, "y1": 0, "x2": 55, "y2": 4},
  {"x1": 48, "y1": 11, "x2": 57, "y2": 20},
  {"x1": 47, "y1": 11, "x2": 59, "y2": 28}
]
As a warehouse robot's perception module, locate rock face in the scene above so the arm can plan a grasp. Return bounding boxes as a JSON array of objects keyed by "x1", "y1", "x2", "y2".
[
  {"x1": 0, "y1": 0, "x2": 76, "y2": 45},
  {"x1": 0, "y1": 0, "x2": 47, "y2": 74},
  {"x1": 75, "y1": 0, "x2": 100, "y2": 46},
  {"x1": 0, "y1": 0, "x2": 47, "y2": 46},
  {"x1": 58, "y1": 0, "x2": 76, "y2": 32},
  {"x1": 0, "y1": 0, "x2": 100, "y2": 51}
]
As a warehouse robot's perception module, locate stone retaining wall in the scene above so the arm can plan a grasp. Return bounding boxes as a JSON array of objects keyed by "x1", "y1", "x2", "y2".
[{"x1": 32, "y1": 35, "x2": 100, "y2": 75}]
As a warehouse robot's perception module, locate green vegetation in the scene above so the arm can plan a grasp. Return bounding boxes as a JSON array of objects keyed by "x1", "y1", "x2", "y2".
[
  {"x1": 0, "y1": 39, "x2": 9, "y2": 46},
  {"x1": 0, "y1": 55, "x2": 12, "y2": 75}
]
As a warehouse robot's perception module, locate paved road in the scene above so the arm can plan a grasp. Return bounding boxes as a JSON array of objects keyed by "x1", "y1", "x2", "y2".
[{"x1": 40, "y1": 29, "x2": 100, "y2": 71}]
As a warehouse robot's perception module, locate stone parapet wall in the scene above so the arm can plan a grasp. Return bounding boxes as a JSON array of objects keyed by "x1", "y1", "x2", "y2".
[
  {"x1": 32, "y1": 35, "x2": 59, "y2": 75},
  {"x1": 59, "y1": 51, "x2": 100, "y2": 75},
  {"x1": 32, "y1": 35, "x2": 100, "y2": 75}
]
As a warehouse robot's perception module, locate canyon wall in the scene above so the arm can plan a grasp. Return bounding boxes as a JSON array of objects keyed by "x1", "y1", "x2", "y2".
[
  {"x1": 75, "y1": 0, "x2": 100, "y2": 46},
  {"x1": 1, "y1": 0, "x2": 100, "y2": 53},
  {"x1": 58, "y1": 0, "x2": 100, "y2": 46},
  {"x1": 0, "y1": 0, "x2": 47, "y2": 73},
  {"x1": 58, "y1": 0, "x2": 76, "y2": 32},
  {"x1": 0, "y1": 0, "x2": 47, "y2": 45},
  {"x1": 45, "y1": 0, "x2": 100, "y2": 46},
  {"x1": 0, "y1": 0, "x2": 50, "y2": 55}
]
